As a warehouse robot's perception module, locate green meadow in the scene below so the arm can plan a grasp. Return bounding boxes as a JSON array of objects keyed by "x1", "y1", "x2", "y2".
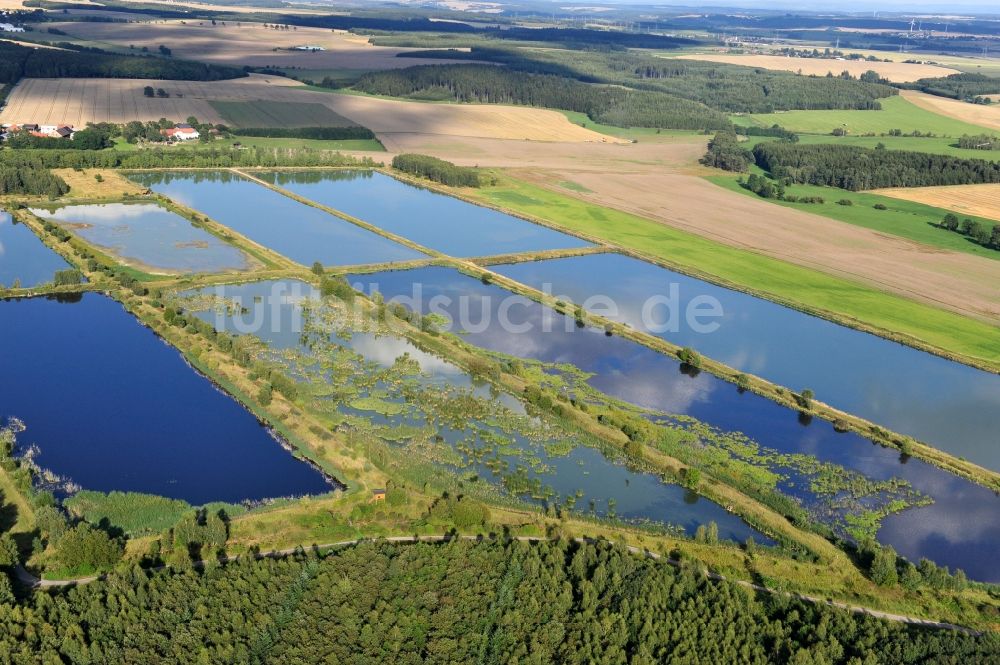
[{"x1": 739, "y1": 95, "x2": 992, "y2": 137}]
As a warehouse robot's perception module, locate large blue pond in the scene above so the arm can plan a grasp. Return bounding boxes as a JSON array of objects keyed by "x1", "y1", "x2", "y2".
[
  {"x1": 0, "y1": 211, "x2": 73, "y2": 288},
  {"x1": 128, "y1": 171, "x2": 424, "y2": 267},
  {"x1": 350, "y1": 266, "x2": 1000, "y2": 582},
  {"x1": 184, "y1": 279, "x2": 765, "y2": 543},
  {"x1": 255, "y1": 170, "x2": 592, "y2": 257},
  {"x1": 0, "y1": 294, "x2": 332, "y2": 505},
  {"x1": 492, "y1": 253, "x2": 1000, "y2": 471}
]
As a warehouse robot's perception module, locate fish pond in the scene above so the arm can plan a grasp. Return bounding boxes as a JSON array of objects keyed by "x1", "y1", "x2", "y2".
[
  {"x1": 178, "y1": 279, "x2": 767, "y2": 544},
  {"x1": 493, "y1": 252, "x2": 1000, "y2": 471},
  {"x1": 31, "y1": 202, "x2": 255, "y2": 274},
  {"x1": 350, "y1": 266, "x2": 1000, "y2": 582},
  {"x1": 255, "y1": 170, "x2": 592, "y2": 257},
  {"x1": 128, "y1": 171, "x2": 424, "y2": 267},
  {"x1": 0, "y1": 294, "x2": 333, "y2": 505},
  {"x1": 0, "y1": 211, "x2": 74, "y2": 288}
]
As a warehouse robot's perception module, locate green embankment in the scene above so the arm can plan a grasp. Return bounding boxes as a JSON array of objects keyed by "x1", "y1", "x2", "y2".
[
  {"x1": 464, "y1": 176, "x2": 1000, "y2": 368},
  {"x1": 707, "y1": 173, "x2": 1000, "y2": 260},
  {"x1": 739, "y1": 95, "x2": 992, "y2": 137}
]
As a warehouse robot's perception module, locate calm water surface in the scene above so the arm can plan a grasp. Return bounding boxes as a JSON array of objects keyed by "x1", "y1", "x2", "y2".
[
  {"x1": 351, "y1": 266, "x2": 1000, "y2": 582},
  {"x1": 0, "y1": 294, "x2": 332, "y2": 504},
  {"x1": 493, "y1": 253, "x2": 1000, "y2": 471},
  {"x1": 128, "y1": 171, "x2": 424, "y2": 266},
  {"x1": 0, "y1": 211, "x2": 73, "y2": 288},
  {"x1": 256, "y1": 170, "x2": 592, "y2": 257},
  {"x1": 32, "y1": 203, "x2": 252, "y2": 274}
]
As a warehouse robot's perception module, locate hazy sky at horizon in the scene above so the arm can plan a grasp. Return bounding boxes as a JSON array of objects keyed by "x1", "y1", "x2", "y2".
[{"x1": 600, "y1": 0, "x2": 1000, "y2": 13}]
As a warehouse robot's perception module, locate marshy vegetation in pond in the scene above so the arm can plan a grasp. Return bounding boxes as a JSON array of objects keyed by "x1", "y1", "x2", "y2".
[
  {"x1": 0, "y1": 211, "x2": 74, "y2": 289},
  {"x1": 350, "y1": 265, "x2": 1000, "y2": 582},
  {"x1": 128, "y1": 171, "x2": 425, "y2": 267},
  {"x1": 493, "y1": 252, "x2": 1000, "y2": 471},
  {"x1": 177, "y1": 279, "x2": 766, "y2": 543},
  {"x1": 255, "y1": 170, "x2": 593, "y2": 257},
  {"x1": 0, "y1": 294, "x2": 333, "y2": 504},
  {"x1": 31, "y1": 202, "x2": 256, "y2": 274}
]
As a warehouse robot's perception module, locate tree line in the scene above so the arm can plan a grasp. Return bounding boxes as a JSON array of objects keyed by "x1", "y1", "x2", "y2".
[
  {"x1": 230, "y1": 126, "x2": 376, "y2": 141},
  {"x1": 940, "y1": 212, "x2": 1000, "y2": 250},
  {"x1": 399, "y1": 47, "x2": 897, "y2": 114},
  {"x1": 0, "y1": 146, "x2": 377, "y2": 170},
  {"x1": 752, "y1": 143, "x2": 1000, "y2": 190},
  {"x1": 353, "y1": 64, "x2": 732, "y2": 131},
  {"x1": 392, "y1": 153, "x2": 482, "y2": 187},
  {"x1": 899, "y1": 73, "x2": 1000, "y2": 103},
  {"x1": 0, "y1": 538, "x2": 995, "y2": 663},
  {"x1": 0, "y1": 40, "x2": 245, "y2": 85}
]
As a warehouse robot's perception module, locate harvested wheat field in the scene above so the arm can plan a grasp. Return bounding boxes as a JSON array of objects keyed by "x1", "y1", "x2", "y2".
[
  {"x1": 674, "y1": 53, "x2": 957, "y2": 82},
  {"x1": 902, "y1": 90, "x2": 1000, "y2": 132},
  {"x1": 378, "y1": 133, "x2": 700, "y2": 169},
  {"x1": 874, "y1": 184, "x2": 1000, "y2": 223},
  {"x1": 40, "y1": 20, "x2": 477, "y2": 71},
  {"x1": 515, "y1": 169, "x2": 1000, "y2": 323},
  {"x1": 328, "y1": 95, "x2": 624, "y2": 143},
  {"x1": 53, "y1": 169, "x2": 146, "y2": 200},
  {"x1": 0, "y1": 76, "x2": 617, "y2": 143}
]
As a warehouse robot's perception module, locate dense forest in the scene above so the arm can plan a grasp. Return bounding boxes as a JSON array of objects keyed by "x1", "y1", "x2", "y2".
[
  {"x1": 0, "y1": 40, "x2": 245, "y2": 85},
  {"x1": 0, "y1": 165, "x2": 68, "y2": 196},
  {"x1": 0, "y1": 539, "x2": 995, "y2": 663},
  {"x1": 353, "y1": 64, "x2": 731, "y2": 130},
  {"x1": 398, "y1": 48, "x2": 897, "y2": 113},
  {"x1": 392, "y1": 154, "x2": 481, "y2": 187},
  {"x1": 753, "y1": 143, "x2": 1000, "y2": 190}
]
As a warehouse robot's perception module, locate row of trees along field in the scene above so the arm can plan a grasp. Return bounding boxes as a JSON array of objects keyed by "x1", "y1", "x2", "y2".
[
  {"x1": 353, "y1": 64, "x2": 731, "y2": 130},
  {"x1": 0, "y1": 147, "x2": 377, "y2": 170},
  {"x1": 752, "y1": 143, "x2": 1000, "y2": 190},
  {"x1": 396, "y1": 47, "x2": 897, "y2": 113},
  {"x1": 230, "y1": 126, "x2": 376, "y2": 140},
  {"x1": 940, "y1": 212, "x2": 1000, "y2": 250},
  {"x1": 0, "y1": 538, "x2": 995, "y2": 663},
  {"x1": 0, "y1": 40, "x2": 245, "y2": 85}
]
